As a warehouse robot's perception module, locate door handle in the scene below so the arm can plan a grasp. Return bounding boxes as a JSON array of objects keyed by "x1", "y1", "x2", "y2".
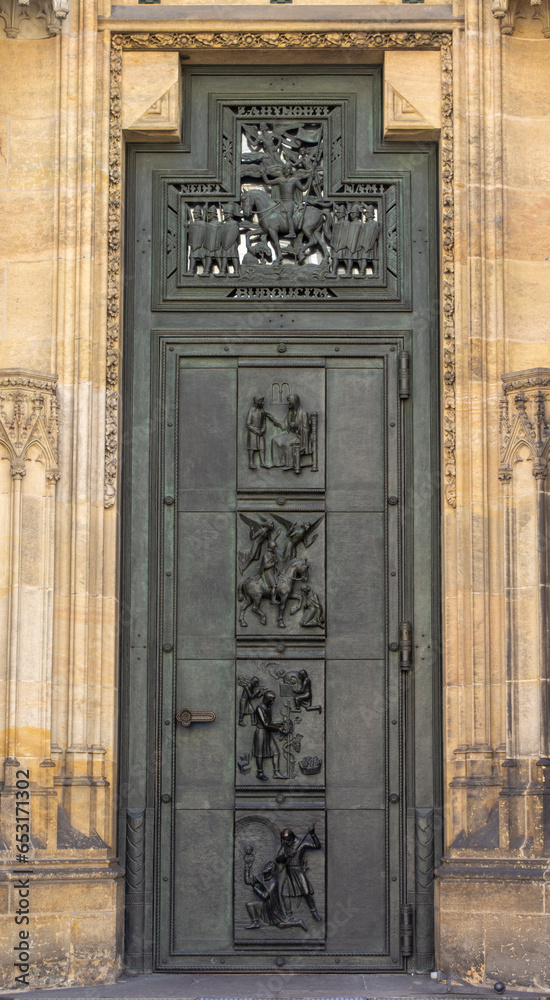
[{"x1": 176, "y1": 707, "x2": 216, "y2": 728}]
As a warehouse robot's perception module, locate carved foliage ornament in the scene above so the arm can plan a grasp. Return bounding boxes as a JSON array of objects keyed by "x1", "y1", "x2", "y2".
[
  {"x1": 0, "y1": 371, "x2": 59, "y2": 480},
  {"x1": 499, "y1": 370, "x2": 550, "y2": 481},
  {"x1": 0, "y1": 0, "x2": 69, "y2": 39},
  {"x1": 107, "y1": 32, "x2": 455, "y2": 508},
  {"x1": 492, "y1": 0, "x2": 550, "y2": 35}
]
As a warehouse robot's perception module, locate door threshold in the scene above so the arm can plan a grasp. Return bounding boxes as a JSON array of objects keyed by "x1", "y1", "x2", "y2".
[{"x1": 17, "y1": 972, "x2": 535, "y2": 1000}]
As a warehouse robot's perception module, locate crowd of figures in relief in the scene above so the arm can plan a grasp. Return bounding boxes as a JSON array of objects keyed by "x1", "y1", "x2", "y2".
[{"x1": 183, "y1": 119, "x2": 380, "y2": 275}]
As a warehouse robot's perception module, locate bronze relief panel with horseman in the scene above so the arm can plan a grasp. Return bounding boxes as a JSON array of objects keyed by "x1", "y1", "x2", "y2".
[
  {"x1": 159, "y1": 75, "x2": 404, "y2": 305},
  {"x1": 236, "y1": 511, "x2": 325, "y2": 636}
]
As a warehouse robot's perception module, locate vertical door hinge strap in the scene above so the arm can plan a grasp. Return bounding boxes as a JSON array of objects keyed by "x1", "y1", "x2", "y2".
[
  {"x1": 400, "y1": 903, "x2": 413, "y2": 957},
  {"x1": 400, "y1": 621, "x2": 413, "y2": 671},
  {"x1": 399, "y1": 351, "x2": 410, "y2": 399}
]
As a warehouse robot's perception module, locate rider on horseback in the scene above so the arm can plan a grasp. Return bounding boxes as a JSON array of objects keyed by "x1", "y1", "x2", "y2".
[
  {"x1": 260, "y1": 160, "x2": 309, "y2": 239},
  {"x1": 259, "y1": 541, "x2": 280, "y2": 605}
]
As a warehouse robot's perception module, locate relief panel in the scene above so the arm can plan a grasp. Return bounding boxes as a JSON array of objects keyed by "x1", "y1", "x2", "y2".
[
  {"x1": 236, "y1": 659, "x2": 324, "y2": 787},
  {"x1": 236, "y1": 510, "x2": 325, "y2": 638},
  {"x1": 237, "y1": 362, "x2": 325, "y2": 490},
  {"x1": 156, "y1": 70, "x2": 407, "y2": 307},
  {"x1": 234, "y1": 811, "x2": 326, "y2": 945}
]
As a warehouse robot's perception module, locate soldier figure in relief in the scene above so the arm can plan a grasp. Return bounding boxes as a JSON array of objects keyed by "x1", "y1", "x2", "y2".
[
  {"x1": 218, "y1": 203, "x2": 242, "y2": 277},
  {"x1": 357, "y1": 205, "x2": 381, "y2": 276},
  {"x1": 346, "y1": 205, "x2": 365, "y2": 277},
  {"x1": 202, "y1": 206, "x2": 222, "y2": 276},
  {"x1": 186, "y1": 206, "x2": 206, "y2": 275},
  {"x1": 329, "y1": 203, "x2": 349, "y2": 277}
]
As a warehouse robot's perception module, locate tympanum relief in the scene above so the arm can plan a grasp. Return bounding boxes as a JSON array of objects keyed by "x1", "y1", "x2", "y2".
[
  {"x1": 182, "y1": 119, "x2": 380, "y2": 278},
  {"x1": 162, "y1": 103, "x2": 402, "y2": 304}
]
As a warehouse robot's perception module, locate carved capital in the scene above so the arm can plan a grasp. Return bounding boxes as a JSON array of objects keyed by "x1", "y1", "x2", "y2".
[
  {"x1": 492, "y1": 0, "x2": 550, "y2": 37},
  {"x1": 0, "y1": 369, "x2": 59, "y2": 480},
  {"x1": 0, "y1": 0, "x2": 69, "y2": 39},
  {"x1": 499, "y1": 369, "x2": 550, "y2": 481}
]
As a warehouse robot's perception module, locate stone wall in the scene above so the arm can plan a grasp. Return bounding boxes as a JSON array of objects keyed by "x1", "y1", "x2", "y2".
[{"x1": 0, "y1": 0, "x2": 548, "y2": 989}]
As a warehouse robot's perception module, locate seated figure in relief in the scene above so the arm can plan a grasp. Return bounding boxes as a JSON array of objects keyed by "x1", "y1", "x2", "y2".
[{"x1": 271, "y1": 394, "x2": 317, "y2": 474}]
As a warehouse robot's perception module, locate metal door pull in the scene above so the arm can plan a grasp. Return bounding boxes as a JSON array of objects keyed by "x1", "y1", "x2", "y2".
[{"x1": 176, "y1": 707, "x2": 216, "y2": 728}]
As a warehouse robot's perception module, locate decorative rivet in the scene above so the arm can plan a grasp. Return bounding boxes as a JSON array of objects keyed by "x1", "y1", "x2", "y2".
[
  {"x1": 392, "y1": 719, "x2": 398, "y2": 725},
  {"x1": 391, "y1": 570, "x2": 396, "y2": 576},
  {"x1": 388, "y1": 495, "x2": 399, "y2": 505},
  {"x1": 391, "y1": 875, "x2": 397, "y2": 881},
  {"x1": 334, "y1": 346, "x2": 340, "y2": 352},
  {"x1": 389, "y1": 793, "x2": 399, "y2": 803},
  {"x1": 169, "y1": 346, "x2": 174, "y2": 352},
  {"x1": 161, "y1": 793, "x2": 171, "y2": 803},
  {"x1": 163, "y1": 643, "x2": 173, "y2": 653},
  {"x1": 390, "y1": 421, "x2": 396, "y2": 427},
  {"x1": 276, "y1": 957, "x2": 284, "y2": 967},
  {"x1": 224, "y1": 346, "x2": 229, "y2": 352},
  {"x1": 335, "y1": 957, "x2": 340, "y2": 964},
  {"x1": 163, "y1": 876, "x2": 168, "y2": 882},
  {"x1": 276, "y1": 496, "x2": 286, "y2": 506},
  {"x1": 167, "y1": 422, "x2": 173, "y2": 427},
  {"x1": 277, "y1": 343, "x2": 287, "y2": 353},
  {"x1": 276, "y1": 794, "x2": 285, "y2": 804},
  {"x1": 390, "y1": 347, "x2": 396, "y2": 352},
  {"x1": 164, "y1": 495, "x2": 175, "y2": 505},
  {"x1": 165, "y1": 719, "x2": 171, "y2": 725},
  {"x1": 276, "y1": 643, "x2": 285, "y2": 653},
  {"x1": 389, "y1": 642, "x2": 399, "y2": 652},
  {"x1": 166, "y1": 571, "x2": 172, "y2": 577}
]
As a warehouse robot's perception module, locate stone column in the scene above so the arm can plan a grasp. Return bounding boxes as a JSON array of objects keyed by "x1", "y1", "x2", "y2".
[
  {"x1": 0, "y1": 372, "x2": 59, "y2": 853},
  {"x1": 498, "y1": 371, "x2": 550, "y2": 850},
  {"x1": 0, "y1": 0, "x2": 123, "y2": 988},
  {"x1": 436, "y1": 1, "x2": 550, "y2": 989}
]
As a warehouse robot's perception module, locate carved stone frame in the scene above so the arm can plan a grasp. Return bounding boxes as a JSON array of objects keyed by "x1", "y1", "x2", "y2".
[{"x1": 106, "y1": 29, "x2": 455, "y2": 508}]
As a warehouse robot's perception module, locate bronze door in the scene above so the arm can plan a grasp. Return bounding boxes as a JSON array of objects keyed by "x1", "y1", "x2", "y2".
[{"x1": 122, "y1": 64, "x2": 440, "y2": 974}]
